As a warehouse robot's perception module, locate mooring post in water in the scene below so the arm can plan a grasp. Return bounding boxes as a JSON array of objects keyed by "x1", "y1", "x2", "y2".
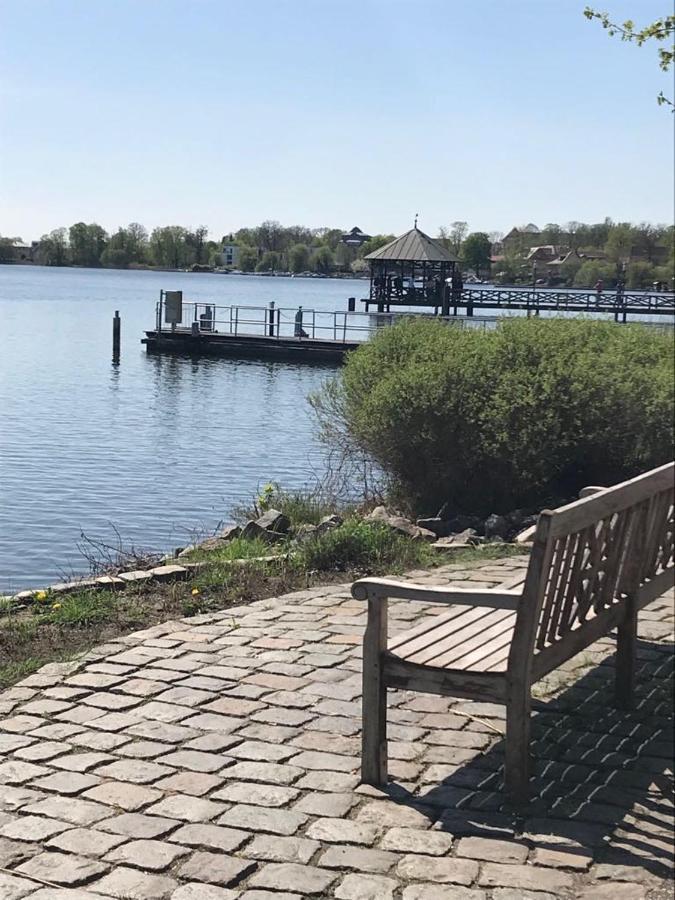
[
  {"x1": 112, "y1": 310, "x2": 121, "y2": 362},
  {"x1": 268, "y1": 301, "x2": 276, "y2": 337}
]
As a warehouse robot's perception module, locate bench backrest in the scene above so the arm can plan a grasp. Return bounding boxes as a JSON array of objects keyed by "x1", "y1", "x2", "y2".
[{"x1": 510, "y1": 462, "x2": 674, "y2": 678}]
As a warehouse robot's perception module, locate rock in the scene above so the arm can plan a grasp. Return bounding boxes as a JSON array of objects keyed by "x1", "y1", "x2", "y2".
[
  {"x1": 446, "y1": 515, "x2": 482, "y2": 534},
  {"x1": 452, "y1": 528, "x2": 480, "y2": 545},
  {"x1": 241, "y1": 521, "x2": 286, "y2": 544},
  {"x1": 218, "y1": 524, "x2": 242, "y2": 541},
  {"x1": 415, "y1": 518, "x2": 449, "y2": 537},
  {"x1": 515, "y1": 524, "x2": 537, "y2": 544},
  {"x1": 294, "y1": 524, "x2": 318, "y2": 543},
  {"x1": 256, "y1": 509, "x2": 291, "y2": 534},
  {"x1": 317, "y1": 514, "x2": 343, "y2": 533},
  {"x1": 484, "y1": 513, "x2": 510, "y2": 539},
  {"x1": 366, "y1": 507, "x2": 437, "y2": 543}
]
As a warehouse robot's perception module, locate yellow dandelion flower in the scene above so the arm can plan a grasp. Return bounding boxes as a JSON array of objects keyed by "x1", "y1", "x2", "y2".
[
  {"x1": 52, "y1": 602, "x2": 62, "y2": 610},
  {"x1": 191, "y1": 588, "x2": 200, "y2": 596},
  {"x1": 35, "y1": 590, "x2": 48, "y2": 601}
]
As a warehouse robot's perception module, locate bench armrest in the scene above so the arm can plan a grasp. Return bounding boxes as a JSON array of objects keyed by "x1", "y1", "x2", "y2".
[
  {"x1": 352, "y1": 577, "x2": 520, "y2": 610},
  {"x1": 579, "y1": 485, "x2": 606, "y2": 498}
]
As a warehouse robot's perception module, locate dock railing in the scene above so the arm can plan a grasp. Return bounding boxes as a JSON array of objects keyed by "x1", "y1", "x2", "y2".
[{"x1": 154, "y1": 297, "x2": 492, "y2": 345}]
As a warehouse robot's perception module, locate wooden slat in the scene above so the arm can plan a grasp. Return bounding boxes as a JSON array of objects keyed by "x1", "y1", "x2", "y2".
[
  {"x1": 532, "y1": 602, "x2": 628, "y2": 680},
  {"x1": 402, "y1": 608, "x2": 511, "y2": 666},
  {"x1": 594, "y1": 508, "x2": 633, "y2": 614},
  {"x1": 424, "y1": 612, "x2": 514, "y2": 668},
  {"x1": 389, "y1": 607, "x2": 489, "y2": 658},
  {"x1": 388, "y1": 606, "x2": 467, "y2": 652},
  {"x1": 642, "y1": 490, "x2": 673, "y2": 579},
  {"x1": 555, "y1": 526, "x2": 591, "y2": 639},
  {"x1": 437, "y1": 621, "x2": 514, "y2": 671},
  {"x1": 536, "y1": 535, "x2": 567, "y2": 650},
  {"x1": 574, "y1": 519, "x2": 610, "y2": 624},
  {"x1": 555, "y1": 531, "x2": 585, "y2": 636},
  {"x1": 547, "y1": 529, "x2": 580, "y2": 642}
]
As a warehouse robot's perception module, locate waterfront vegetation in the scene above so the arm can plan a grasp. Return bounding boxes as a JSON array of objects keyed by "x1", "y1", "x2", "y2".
[
  {"x1": 1, "y1": 217, "x2": 673, "y2": 288},
  {"x1": 0, "y1": 521, "x2": 520, "y2": 688},
  {"x1": 312, "y1": 317, "x2": 675, "y2": 516}
]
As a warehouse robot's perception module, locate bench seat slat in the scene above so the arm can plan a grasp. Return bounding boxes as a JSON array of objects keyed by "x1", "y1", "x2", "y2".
[
  {"x1": 389, "y1": 606, "x2": 516, "y2": 672},
  {"x1": 388, "y1": 605, "x2": 470, "y2": 652},
  {"x1": 389, "y1": 606, "x2": 491, "y2": 659}
]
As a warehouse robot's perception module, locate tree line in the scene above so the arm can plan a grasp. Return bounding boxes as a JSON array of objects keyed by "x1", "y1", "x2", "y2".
[
  {"x1": 438, "y1": 219, "x2": 674, "y2": 290},
  {"x1": 0, "y1": 221, "x2": 395, "y2": 275},
  {"x1": 0, "y1": 217, "x2": 672, "y2": 288}
]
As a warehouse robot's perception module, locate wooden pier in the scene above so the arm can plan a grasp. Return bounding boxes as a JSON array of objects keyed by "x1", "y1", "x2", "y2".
[{"x1": 363, "y1": 286, "x2": 675, "y2": 321}]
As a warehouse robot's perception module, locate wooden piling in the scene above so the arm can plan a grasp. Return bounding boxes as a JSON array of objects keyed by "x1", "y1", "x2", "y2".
[{"x1": 112, "y1": 310, "x2": 121, "y2": 361}]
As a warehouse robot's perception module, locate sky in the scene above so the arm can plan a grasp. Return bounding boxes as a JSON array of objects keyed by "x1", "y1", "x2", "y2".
[{"x1": 1, "y1": 0, "x2": 673, "y2": 242}]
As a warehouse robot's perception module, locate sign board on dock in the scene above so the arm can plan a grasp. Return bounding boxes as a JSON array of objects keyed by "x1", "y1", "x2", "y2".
[{"x1": 165, "y1": 291, "x2": 183, "y2": 324}]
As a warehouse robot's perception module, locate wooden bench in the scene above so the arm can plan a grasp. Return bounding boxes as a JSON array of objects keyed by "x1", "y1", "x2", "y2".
[{"x1": 352, "y1": 462, "x2": 674, "y2": 803}]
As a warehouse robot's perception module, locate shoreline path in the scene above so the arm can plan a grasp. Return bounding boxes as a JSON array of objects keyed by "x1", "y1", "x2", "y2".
[{"x1": 0, "y1": 556, "x2": 672, "y2": 899}]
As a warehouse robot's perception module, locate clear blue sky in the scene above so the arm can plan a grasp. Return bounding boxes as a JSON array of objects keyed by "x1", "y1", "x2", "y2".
[{"x1": 1, "y1": 0, "x2": 673, "y2": 242}]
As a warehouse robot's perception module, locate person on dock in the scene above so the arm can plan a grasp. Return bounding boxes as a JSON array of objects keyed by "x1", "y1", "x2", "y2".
[
  {"x1": 595, "y1": 278, "x2": 604, "y2": 298},
  {"x1": 294, "y1": 306, "x2": 308, "y2": 338}
]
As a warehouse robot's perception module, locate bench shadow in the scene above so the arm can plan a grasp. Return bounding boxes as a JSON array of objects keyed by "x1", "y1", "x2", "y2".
[{"x1": 380, "y1": 638, "x2": 674, "y2": 879}]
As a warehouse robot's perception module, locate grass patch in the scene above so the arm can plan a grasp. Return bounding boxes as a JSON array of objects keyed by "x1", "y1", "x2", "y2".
[
  {"x1": 0, "y1": 533, "x2": 527, "y2": 690},
  {"x1": 234, "y1": 483, "x2": 343, "y2": 527},
  {"x1": 294, "y1": 519, "x2": 436, "y2": 574},
  {"x1": 182, "y1": 536, "x2": 276, "y2": 563}
]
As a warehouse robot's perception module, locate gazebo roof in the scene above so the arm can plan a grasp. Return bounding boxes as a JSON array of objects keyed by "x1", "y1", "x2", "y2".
[{"x1": 364, "y1": 227, "x2": 458, "y2": 263}]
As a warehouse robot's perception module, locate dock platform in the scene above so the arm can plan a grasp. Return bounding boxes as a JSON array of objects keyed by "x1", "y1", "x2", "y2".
[{"x1": 142, "y1": 327, "x2": 358, "y2": 363}]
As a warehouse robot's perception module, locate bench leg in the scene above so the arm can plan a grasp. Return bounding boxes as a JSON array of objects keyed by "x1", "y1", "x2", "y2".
[
  {"x1": 361, "y1": 597, "x2": 388, "y2": 786},
  {"x1": 615, "y1": 604, "x2": 637, "y2": 710},
  {"x1": 505, "y1": 688, "x2": 531, "y2": 805}
]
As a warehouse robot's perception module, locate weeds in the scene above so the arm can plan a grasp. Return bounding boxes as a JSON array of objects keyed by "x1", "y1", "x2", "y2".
[
  {"x1": 233, "y1": 483, "x2": 345, "y2": 527},
  {"x1": 182, "y1": 536, "x2": 275, "y2": 563},
  {"x1": 294, "y1": 518, "x2": 436, "y2": 574}
]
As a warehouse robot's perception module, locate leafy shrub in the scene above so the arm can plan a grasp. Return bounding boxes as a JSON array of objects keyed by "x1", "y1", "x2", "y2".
[
  {"x1": 295, "y1": 519, "x2": 434, "y2": 573},
  {"x1": 311, "y1": 317, "x2": 674, "y2": 515}
]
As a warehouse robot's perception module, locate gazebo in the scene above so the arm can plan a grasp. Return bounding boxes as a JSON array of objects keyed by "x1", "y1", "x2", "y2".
[{"x1": 364, "y1": 225, "x2": 459, "y2": 314}]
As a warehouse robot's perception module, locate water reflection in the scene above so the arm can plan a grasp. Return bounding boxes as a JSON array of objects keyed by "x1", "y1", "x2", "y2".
[{"x1": 1, "y1": 267, "x2": 347, "y2": 589}]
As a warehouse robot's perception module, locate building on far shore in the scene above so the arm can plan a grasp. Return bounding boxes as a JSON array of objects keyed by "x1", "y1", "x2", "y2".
[
  {"x1": 502, "y1": 224, "x2": 541, "y2": 255},
  {"x1": 340, "y1": 226, "x2": 371, "y2": 247},
  {"x1": 220, "y1": 235, "x2": 240, "y2": 268}
]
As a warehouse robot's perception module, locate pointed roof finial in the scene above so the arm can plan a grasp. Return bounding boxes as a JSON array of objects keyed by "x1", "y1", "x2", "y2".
[{"x1": 414, "y1": 213, "x2": 419, "y2": 229}]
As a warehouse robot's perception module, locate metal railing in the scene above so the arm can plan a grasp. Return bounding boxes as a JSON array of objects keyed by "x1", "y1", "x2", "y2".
[{"x1": 154, "y1": 297, "x2": 492, "y2": 345}]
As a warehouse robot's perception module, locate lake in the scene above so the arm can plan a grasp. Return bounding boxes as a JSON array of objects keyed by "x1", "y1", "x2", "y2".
[{"x1": 0, "y1": 266, "x2": 367, "y2": 591}]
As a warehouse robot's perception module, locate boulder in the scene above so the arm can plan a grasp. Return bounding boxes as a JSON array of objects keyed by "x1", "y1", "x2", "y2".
[
  {"x1": 218, "y1": 523, "x2": 242, "y2": 541},
  {"x1": 294, "y1": 523, "x2": 318, "y2": 543},
  {"x1": 446, "y1": 514, "x2": 483, "y2": 534},
  {"x1": 452, "y1": 528, "x2": 480, "y2": 545},
  {"x1": 366, "y1": 507, "x2": 437, "y2": 542},
  {"x1": 241, "y1": 520, "x2": 286, "y2": 543},
  {"x1": 255, "y1": 508, "x2": 291, "y2": 534},
  {"x1": 317, "y1": 514, "x2": 343, "y2": 533},
  {"x1": 416, "y1": 517, "x2": 450, "y2": 537},
  {"x1": 484, "y1": 513, "x2": 510, "y2": 540}
]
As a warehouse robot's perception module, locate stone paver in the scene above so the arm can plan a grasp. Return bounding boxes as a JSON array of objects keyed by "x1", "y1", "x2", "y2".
[{"x1": 0, "y1": 559, "x2": 672, "y2": 898}]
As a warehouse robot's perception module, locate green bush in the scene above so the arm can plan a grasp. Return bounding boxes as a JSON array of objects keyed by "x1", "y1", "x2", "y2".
[
  {"x1": 311, "y1": 317, "x2": 674, "y2": 515},
  {"x1": 295, "y1": 519, "x2": 434, "y2": 573}
]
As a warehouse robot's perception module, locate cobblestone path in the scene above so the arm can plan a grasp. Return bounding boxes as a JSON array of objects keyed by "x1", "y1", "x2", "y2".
[{"x1": 0, "y1": 556, "x2": 672, "y2": 899}]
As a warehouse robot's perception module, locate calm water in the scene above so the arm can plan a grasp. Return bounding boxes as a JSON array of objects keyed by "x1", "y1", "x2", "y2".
[{"x1": 0, "y1": 266, "x2": 367, "y2": 591}]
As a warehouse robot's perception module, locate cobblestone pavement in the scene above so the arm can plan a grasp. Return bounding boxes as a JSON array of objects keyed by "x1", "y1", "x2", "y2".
[{"x1": 0, "y1": 556, "x2": 673, "y2": 900}]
